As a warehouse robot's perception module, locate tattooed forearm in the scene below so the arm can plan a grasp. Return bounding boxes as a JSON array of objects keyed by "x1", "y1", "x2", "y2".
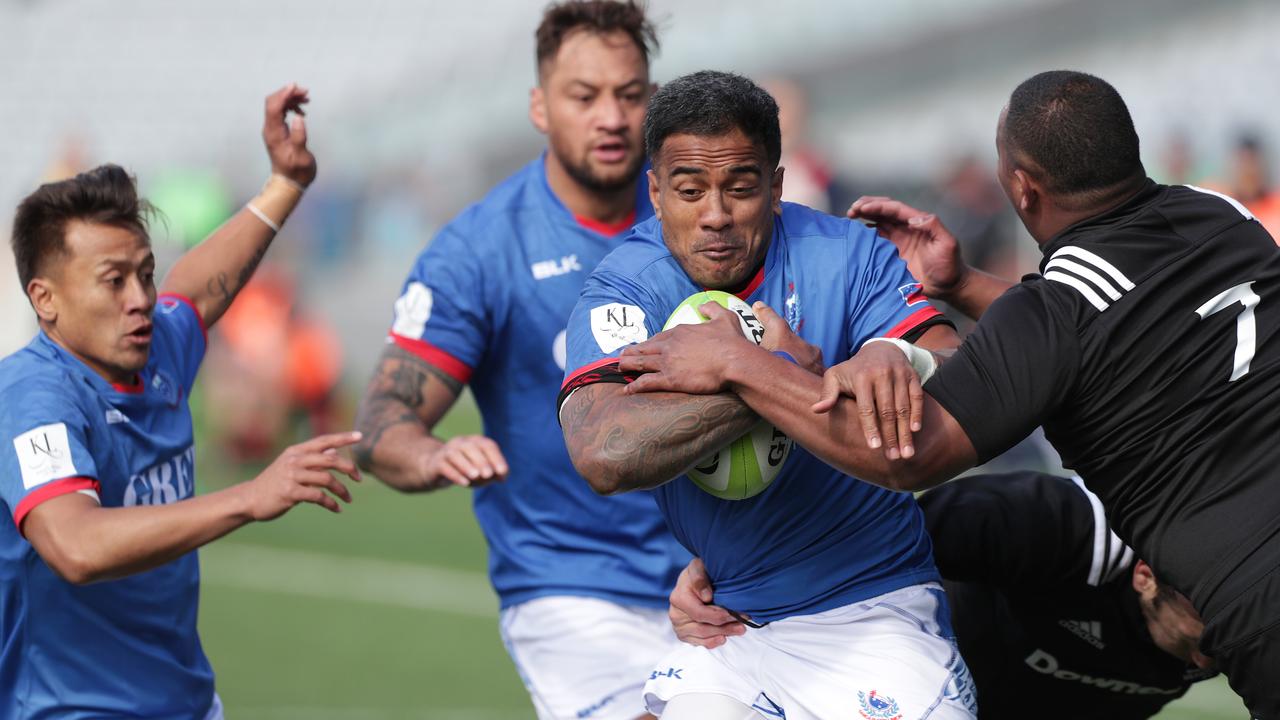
[
  {"x1": 354, "y1": 345, "x2": 462, "y2": 487},
  {"x1": 562, "y1": 383, "x2": 757, "y2": 494}
]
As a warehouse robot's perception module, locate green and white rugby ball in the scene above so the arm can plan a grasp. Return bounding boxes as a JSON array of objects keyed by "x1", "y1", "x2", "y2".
[{"x1": 664, "y1": 291, "x2": 793, "y2": 500}]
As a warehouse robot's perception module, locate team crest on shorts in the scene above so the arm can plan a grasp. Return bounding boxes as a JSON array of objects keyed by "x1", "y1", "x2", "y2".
[{"x1": 857, "y1": 690, "x2": 902, "y2": 720}]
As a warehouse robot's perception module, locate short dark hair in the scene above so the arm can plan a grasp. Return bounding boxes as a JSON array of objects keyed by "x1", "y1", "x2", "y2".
[
  {"x1": 644, "y1": 71, "x2": 781, "y2": 168},
  {"x1": 535, "y1": 0, "x2": 657, "y2": 76},
  {"x1": 1004, "y1": 70, "x2": 1144, "y2": 197},
  {"x1": 11, "y1": 164, "x2": 153, "y2": 290}
]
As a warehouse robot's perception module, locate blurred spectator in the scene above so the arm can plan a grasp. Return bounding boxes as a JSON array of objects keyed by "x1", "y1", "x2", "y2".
[
  {"x1": 202, "y1": 263, "x2": 344, "y2": 461},
  {"x1": 932, "y1": 155, "x2": 1020, "y2": 280},
  {"x1": 764, "y1": 78, "x2": 835, "y2": 213},
  {"x1": 1229, "y1": 134, "x2": 1280, "y2": 241}
]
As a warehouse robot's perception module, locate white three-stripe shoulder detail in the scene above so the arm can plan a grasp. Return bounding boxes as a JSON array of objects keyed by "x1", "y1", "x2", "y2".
[{"x1": 1185, "y1": 184, "x2": 1254, "y2": 220}]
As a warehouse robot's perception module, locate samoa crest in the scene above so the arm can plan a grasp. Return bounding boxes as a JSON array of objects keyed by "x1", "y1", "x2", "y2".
[{"x1": 857, "y1": 690, "x2": 902, "y2": 720}]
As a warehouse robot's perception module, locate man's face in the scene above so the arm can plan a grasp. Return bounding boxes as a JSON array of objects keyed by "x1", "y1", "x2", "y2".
[
  {"x1": 534, "y1": 29, "x2": 650, "y2": 193},
  {"x1": 649, "y1": 128, "x2": 783, "y2": 289},
  {"x1": 37, "y1": 220, "x2": 157, "y2": 383}
]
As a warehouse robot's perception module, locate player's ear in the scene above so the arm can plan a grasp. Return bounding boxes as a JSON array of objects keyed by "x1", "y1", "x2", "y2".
[
  {"x1": 648, "y1": 167, "x2": 661, "y2": 221},
  {"x1": 529, "y1": 86, "x2": 548, "y2": 135},
  {"x1": 1011, "y1": 168, "x2": 1037, "y2": 212},
  {"x1": 1132, "y1": 559, "x2": 1157, "y2": 598},
  {"x1": 27, "y1": 277, "x2": 57, "y2": 323},
  {"x1": 771, "y1": 166, "x2": 785, "y2": 215}
]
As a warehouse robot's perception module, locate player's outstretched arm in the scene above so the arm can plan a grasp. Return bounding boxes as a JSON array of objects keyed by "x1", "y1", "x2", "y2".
[
  {"x1": 848, "y1": 196, "x2": 1014, "y2": 320},
  {"x1": 353, "y1": 344, "x2": 507, "y2": 492},
  {"x1": 159, "y1": 84, "x2": 316, "y2": 328},
  {"x1": 560, "y1": 380, "x2": 757, "y2": 496},
  {"x1": 22, "y1": 432, "x2": 361, "y2": 585}
]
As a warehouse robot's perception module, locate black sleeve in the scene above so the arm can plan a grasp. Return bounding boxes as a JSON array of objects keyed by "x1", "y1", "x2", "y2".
[
  {"x1": 918, "y1": 472, "x2": 1108, "y2": 590},
  {"x1": 923, "y1": 281, "x2": 1079, "y2": 464}
]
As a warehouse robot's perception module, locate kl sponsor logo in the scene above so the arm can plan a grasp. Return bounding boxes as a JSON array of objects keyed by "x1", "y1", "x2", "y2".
[
  {"x1": 858, "y1": 690, "x2": 902, "y2": 720},
  {"x1": 590, "y1": 303, "x2": 647, "y2": 353},
  {"x1": 124, "y1": 446, "x2": 196, "y2": 507},
  {"x1": 532, "y1": 254, "x2": 582, "y2": 280},
  {"x1": 898, "y1": 282, "x2": 927, "y2": 307}
]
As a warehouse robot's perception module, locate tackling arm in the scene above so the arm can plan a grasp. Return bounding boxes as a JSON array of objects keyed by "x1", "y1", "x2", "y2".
[
  {"x1": 159, "y1": 84, "x2": 316, "y2": 327},
  {"x1": 559, "y1": 381, "x2": 758, "y2": 495},
  {"x1": 723, "y1": 343, "x2": 977, "y2": 492}
]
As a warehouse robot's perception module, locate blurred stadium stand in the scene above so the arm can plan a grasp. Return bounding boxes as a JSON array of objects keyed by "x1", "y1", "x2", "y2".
[{"x1": 1, "y1": 0, "x2": 1276, "y2": 382}]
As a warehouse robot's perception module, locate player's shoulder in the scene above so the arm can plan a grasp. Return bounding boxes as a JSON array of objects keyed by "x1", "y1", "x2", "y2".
[
  {"x1": 778, "y1": 202, "x2": 857, "y2": 241},
  {"x1": 591, "y1": 216, "x2": 679, "y2": 282},
  {"x1": 0, "y1": 341, "x2": 90, "y2": 417}
]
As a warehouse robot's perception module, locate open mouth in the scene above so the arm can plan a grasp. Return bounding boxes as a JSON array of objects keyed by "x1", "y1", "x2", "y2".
[
  {"x1": 125, "y1": 325, "x2": 153, "y2": 345},
  {"x1": 592, "y1": 140, "x2": 629, "y2": 163}
]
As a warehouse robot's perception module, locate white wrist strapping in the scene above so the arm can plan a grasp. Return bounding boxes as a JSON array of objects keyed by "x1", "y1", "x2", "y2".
[
  {"x1": 861, "y1": 337, "x2": 938, "y2": 384},
  {"x1": 245, "y1": 203, "x2": 280, "y2": 232}
]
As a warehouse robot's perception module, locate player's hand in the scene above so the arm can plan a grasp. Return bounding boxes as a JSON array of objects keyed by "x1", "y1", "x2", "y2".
[
  {"x1": 753, "y1": 301, "x2": 824, "y2": 375},
  {"x1": 669, "y1": 558, "x2": 745, "y2": 648},
  {"x1": 263, "y1": 83, "x2": 317, "y2": 187},
  {"x1": 421, "y1": 435, "x2": 509, "y2": 488},
  {"x1": 618, "y1": 302, "x2": 750, "y2": 395},
  {"x1": 245, "y1": 431, "x2": 363, "y2": 520},
  {"x1": 847, "y1": 196, "x2": 967, "y2": 302},
  {"x1": 812, "y1": 343, "x2": 924, "y2": 460}
]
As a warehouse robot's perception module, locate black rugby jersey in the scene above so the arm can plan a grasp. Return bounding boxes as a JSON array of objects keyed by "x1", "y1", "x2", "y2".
[
  {"x1": 926, "y1": 180, "x2": 1280, "y2": 630},
  {"x1": 922, "y1": 473, "x2": 1216, "y2": 720}
]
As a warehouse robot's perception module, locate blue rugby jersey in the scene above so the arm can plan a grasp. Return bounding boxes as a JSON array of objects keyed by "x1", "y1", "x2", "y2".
[
  {"x1": 386, "y1": 155, "x2": 688, "y2": 609},
  {"x1": 0, "y1": 295, "x2": 214, "y2": 718},
  {"x1": 560, "y1": 203, "x2": 947, "y2": 623}
]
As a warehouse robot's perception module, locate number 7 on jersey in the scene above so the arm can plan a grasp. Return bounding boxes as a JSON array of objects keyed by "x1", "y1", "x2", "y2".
[{"x1": 1195, "y1": 281, "x2": 1260, "y2": 382}]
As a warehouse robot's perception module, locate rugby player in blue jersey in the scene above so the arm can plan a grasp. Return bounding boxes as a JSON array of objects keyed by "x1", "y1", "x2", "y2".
[
  {"x1": 558, "y1": 71, "x2": 975, "y2": 720},
  {"x1": 353, "y1": 3, "x2": 687, "y2": 719},
  {"x1": 0, "y1": 85, "x2": 361, "y2": 719}
]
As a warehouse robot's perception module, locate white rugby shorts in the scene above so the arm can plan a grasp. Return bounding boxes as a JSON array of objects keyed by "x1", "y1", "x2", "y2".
[
  {"x1": 644, "y1": 583, "x2": 977, "y2": 720},
  {"x1": 501, "y1": 595, "x2": 682, "y2": 720}
]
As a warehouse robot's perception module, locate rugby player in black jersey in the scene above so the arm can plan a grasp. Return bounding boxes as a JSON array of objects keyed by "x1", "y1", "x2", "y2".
[
  {"x1": 668, "y1": 472, "x2": 1219, "y2": 720},
  {"x1": 612, "y1": 70, "x2": 1280, "y2": 716}
]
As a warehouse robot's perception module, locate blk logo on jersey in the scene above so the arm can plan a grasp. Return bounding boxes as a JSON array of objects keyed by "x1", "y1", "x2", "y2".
[
  {"x1": 531, "y1": 254, "x2": 582, "y2": 280},
  {"x1": 591, "y1": 303, "x2": 648, "y2": 353},
  {"x1": 649, "y1": 667, "x2": 683, "y2": 680},
  {"x1": 898, "y1": 282, "x2": 927, "y2": 307},
  {"x1": 13, "y1": 422, "x2": 78, "y2": 490},
  {"x1": 124, "y1": 446, "x2": 196, "y2": 507},
  {"x1": 857, "y1": 690, "x2": 902, "y2": 720}
]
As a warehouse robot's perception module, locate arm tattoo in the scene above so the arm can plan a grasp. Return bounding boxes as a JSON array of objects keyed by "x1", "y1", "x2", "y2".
[
  {"x1": 354, "y1": 345, "x2": 462, "y2": 470},
  {"x1": 563, "y1": 384, "x2": 757, "y2": 492},
  {"x1": 205, "y1": 242, "x2": 271, "y2": 310}
]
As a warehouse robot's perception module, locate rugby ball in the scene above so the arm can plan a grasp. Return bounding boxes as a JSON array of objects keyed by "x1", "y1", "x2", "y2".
[{"x1": 663, "y1": 291, "x2": 793, "y2": 500}]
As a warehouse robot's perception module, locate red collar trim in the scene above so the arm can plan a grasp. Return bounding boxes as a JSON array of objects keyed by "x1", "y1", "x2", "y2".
[
  {"x1": 575, "y1": 209, "x2": 636, "y2": 237},
  {"x1": 112, "y1": 375, "x2": 145, "y2": 394},
  {"x1": 706, "y1": 263, "x2": 766, "y2": 302}
]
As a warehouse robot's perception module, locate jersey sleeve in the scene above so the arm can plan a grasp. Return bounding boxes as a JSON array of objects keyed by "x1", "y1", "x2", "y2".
[
  {"x1": 557, "y1": 270, "x2": 662, "y2": 415},
  {"x1": 0, "y1": 382, "x2": 102, "y2": 532},
  {"x1": 846, "y1": 225, "x2": 953, "y2": 350},
  {"x1": 919, "y1": 472, "x2": 1128, "y2": 590},
  {"x1": 153, "y1": 294, "x2": 208, "y2": 391},
  {"x1": 924, "y1": 281, "x2": 1079, "y2": 464},
  {"x1": 386, "y1": 221, "x2": 490, "y2": 384}
]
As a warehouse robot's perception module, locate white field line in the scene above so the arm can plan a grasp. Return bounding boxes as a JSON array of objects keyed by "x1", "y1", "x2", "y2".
[{"x1": 200, "y1": 542, "x2": 498, "y2": 618}]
